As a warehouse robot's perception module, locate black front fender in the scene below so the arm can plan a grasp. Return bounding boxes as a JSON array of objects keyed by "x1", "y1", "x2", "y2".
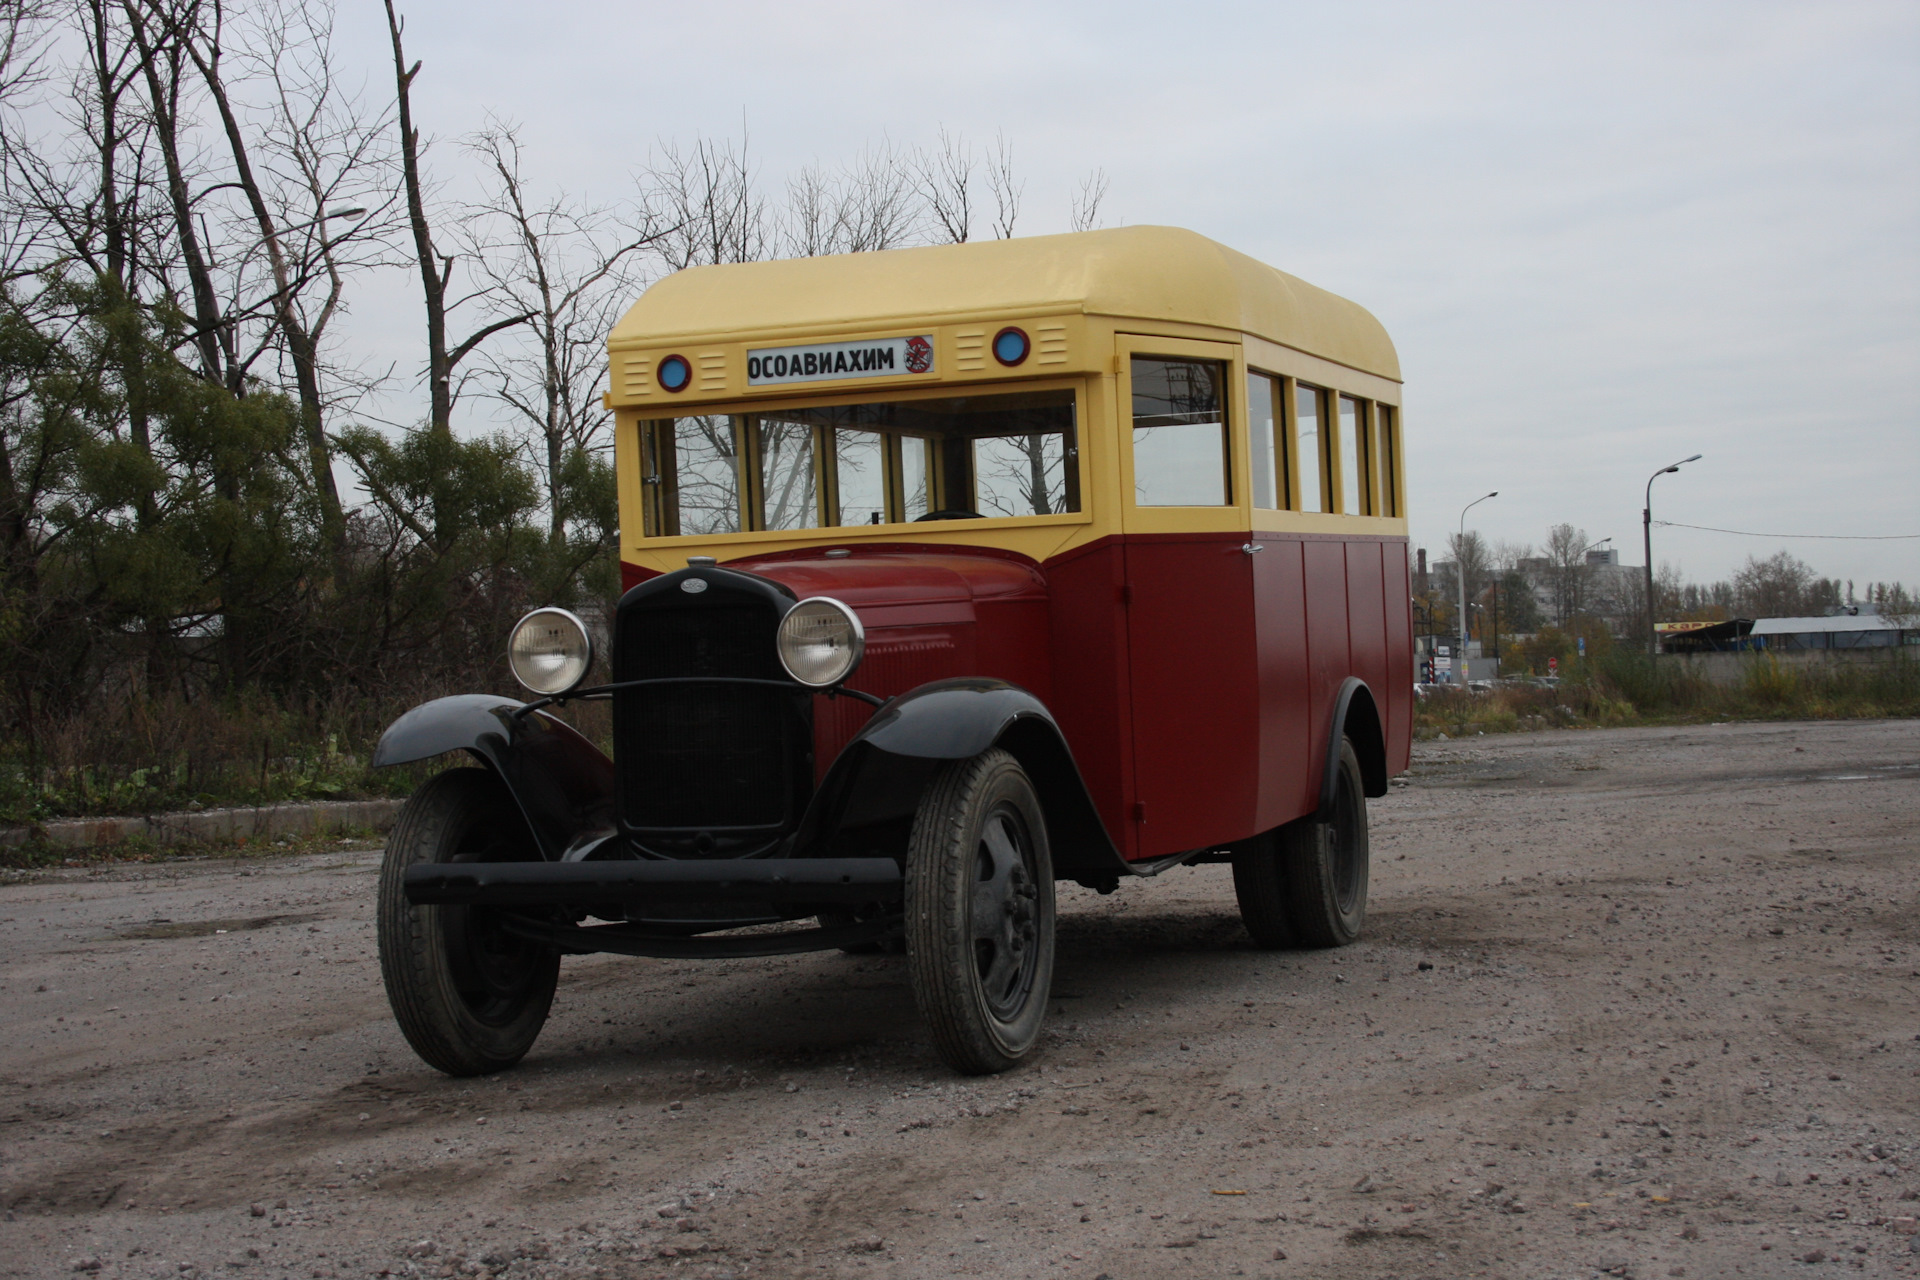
[
  {"x1": 793, "y1": 678, "x2": 1128, "y2": 880},
  {"x1": 372, "y1": 694, "x2": 615, "y2": 860}
]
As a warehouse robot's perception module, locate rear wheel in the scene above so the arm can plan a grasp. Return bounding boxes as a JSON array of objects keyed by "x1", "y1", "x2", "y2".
[
  {"x1": 905, "y1": 749, "x2": 1055, "y2": 1075},
  {"x1": 1230, "y1": 828, "x2": 1297, "y2": 950},
  {"x1": 377, "y1": 768, "x2": 559, "y2": 1076},
  {"x1": 1232, "y1": 737, "x2": 1370, "y2": 949}
]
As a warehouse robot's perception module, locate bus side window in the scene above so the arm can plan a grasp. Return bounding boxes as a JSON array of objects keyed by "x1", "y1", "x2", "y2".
[
  {"x1": 753, "y1": 415, "x2": 820, "y2": 531},
  {"x1": 1294, "y1": 383, "x2": 1326, "y2": 512},
  {"x1": 645, "y1": 415, "x2": 743, "y2": 537},
  {"x1": 1337, "y1": 395, "x2": 1368, "y2": 515},
  {"x1": 1246, "y1": 371, "x2": 1281, "y2": 510},
  {"x1": 833, "y1": 428, "x2": 886, "y2": 525},
  {"x1": 1131, "y1": 357, "x2": 1229, "y2": 506},
  {"x1": 1375, "y1": 404, "x2": 1399, "y2": 517},
  {"x1": 896, "y1": 435, "x2": 935, "y2": 520},
  {"x1": 974, "y1": 429, "x2": 1076, "y2": 517}
]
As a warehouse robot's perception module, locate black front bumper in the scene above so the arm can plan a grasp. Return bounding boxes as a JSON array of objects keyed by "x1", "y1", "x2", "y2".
[{"x1": 402, "y1": 856, "x2": 902, "y2": 908}]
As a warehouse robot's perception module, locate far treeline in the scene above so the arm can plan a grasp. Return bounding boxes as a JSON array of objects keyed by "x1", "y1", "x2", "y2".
[
  {"x1": 1414, "y1": 525, "x2": 1918, "y2": 738},
  {"x1": 1425, "y1": 525, "x2": 1915, "y2": 676},
  {"x1": 0, "y1": 0, "x2": 1111, "y2": 826}
]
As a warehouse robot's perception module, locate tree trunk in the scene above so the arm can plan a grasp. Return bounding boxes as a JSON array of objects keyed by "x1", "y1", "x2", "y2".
[{"x1": 180, "y1": 8, "x2": 347, "y2": 560}]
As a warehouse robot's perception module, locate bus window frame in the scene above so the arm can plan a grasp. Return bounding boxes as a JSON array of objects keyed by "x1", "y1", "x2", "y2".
[
  {"x1": 631, "y1": 375, "x2": 1093, "y2": 542},
  {"x1": 1374, "y1": 402, "x2": 1401, "y2": 518},
  {"x1": 1245, "y1": 367, "x2": 1285, "y2": 512},
  {"x1": 1292, "y1": 380, "x2": 1331, "y2": 514},
  {"x1": 1335, "y1": 393, "x2": 1369, "y2": 517},
  {"x1": 1115, "y1": 334, "x2": 1247, "y2": 535},
  {"x1": 1236, "y1": 333, "x2": 1403, "y2": 529}
]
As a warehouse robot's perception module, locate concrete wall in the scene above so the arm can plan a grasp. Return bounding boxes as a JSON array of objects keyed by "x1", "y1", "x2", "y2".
[
  {"x1": 0, "y1": 797, "x2": 404, "y2": 852},
  {"x1": 1662, "y1": 647, "x2": 1914, "y2": 687}
]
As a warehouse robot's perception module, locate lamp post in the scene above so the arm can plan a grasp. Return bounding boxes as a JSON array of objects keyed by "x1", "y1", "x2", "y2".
[
  {"x1": 237, "y1": 205, "x2": 368, "y2": 256},
  {"x1": 1457, "y1": 491, "x2": 1497, "y2": 681},
  {"x1": 1643, "y1": 455, "x2": 1701, "y2": 656}
]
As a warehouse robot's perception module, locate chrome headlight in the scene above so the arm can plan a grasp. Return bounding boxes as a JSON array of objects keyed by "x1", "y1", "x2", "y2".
[
  {"x1": 507, "y1": 607, "x2": 593, "y2": 696},
  {"x1": 776, "y1": 597, "x2": 864, "y2": 688}
]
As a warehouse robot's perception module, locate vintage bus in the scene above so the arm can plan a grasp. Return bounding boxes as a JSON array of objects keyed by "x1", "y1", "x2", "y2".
[{"x1": 373, "y1": 225, "x2": 1412, "y2": 1077}]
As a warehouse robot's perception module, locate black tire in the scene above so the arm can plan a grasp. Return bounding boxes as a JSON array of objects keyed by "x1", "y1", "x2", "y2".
[
  {"x1": 1282, "y1": 737, "x2": 1370, "y2": 947},
  {"x1": 1230, "y1": 827, "x2": 1298, "y2": 950},
  {"x1": 905, "y1": 749, "x2": 1055, "y2": 1075},
  {"x1": 377, "y1": 767, "x2": 559, "y2": 1076}
]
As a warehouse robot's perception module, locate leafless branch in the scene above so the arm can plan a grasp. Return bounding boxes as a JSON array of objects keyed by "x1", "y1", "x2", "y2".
[
  {"x1": 913, "y1": 126, "x2": 972, "y2": 245},
  {"x1": 1070, "y1": 168, "x2": 1108, "y2": 233},
  {"x1": 986, "y1": 130, "x2": 1019, "y2": 240}
]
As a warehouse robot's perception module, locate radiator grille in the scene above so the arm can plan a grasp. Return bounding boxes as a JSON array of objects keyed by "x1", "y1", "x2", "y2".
[{"x1": 613, "y1": 600, "x2": 800, "y2": 835}]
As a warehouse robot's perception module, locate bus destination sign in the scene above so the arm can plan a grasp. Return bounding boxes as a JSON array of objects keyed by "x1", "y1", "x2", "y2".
[{"x1": 747, "y1": 335, "x2": 933, "y2": 386}]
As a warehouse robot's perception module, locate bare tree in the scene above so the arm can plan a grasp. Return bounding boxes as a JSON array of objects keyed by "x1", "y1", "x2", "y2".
[
  {"x1": 914, "y1": 126, "x2": 974, "y2": 245},
  {"x1": 646, "y1": 132, "x2": 768, "y2": 270},
  {"x1": 384, "y1": 0, "x2": 531, "y2": 547},
  {"x1": 1069, "y1": 168, "x2": 1108, "y2": 233},
  {"x1": 1445, "y1": 530, "x2": 1490, "y2": 633},
  {"x1": 463, "y1": 118, "x2": 658, "y2": 541},
  {"x1": 168, "y1": 0, "x2": 389, "y2": 555},
  {"x1": 1731, "y1": 551, "x2": 1839, "y2": 618},
  {"x1": 1869, "y1": 582, "x2": 1917, "y2": 628},
  {"x1": 985, "y1": 130, "x2": 1018, "y2": 239},
  {"x1": 1543, "y1": 522, "x2": 1592, "y2": 625},
  {"x1": 781, "y1": 141, "x2": 915, "y2": 258},
  {"x1": 0, "y1": 0, "x2": 54, "y2": 195}
]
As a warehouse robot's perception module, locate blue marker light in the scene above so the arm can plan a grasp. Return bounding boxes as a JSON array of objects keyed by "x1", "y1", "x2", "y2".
[
  {"x1": 992, "y1": 327, "x2": 1030, "y2": 366},
  {"x1": 658, "y1": 354, "x2": 691, "y2": 392}
]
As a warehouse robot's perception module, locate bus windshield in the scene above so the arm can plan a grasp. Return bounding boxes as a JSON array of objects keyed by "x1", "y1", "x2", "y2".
[{"x1": 640, "y1": 387, "x2": 1078, "y2": 537}]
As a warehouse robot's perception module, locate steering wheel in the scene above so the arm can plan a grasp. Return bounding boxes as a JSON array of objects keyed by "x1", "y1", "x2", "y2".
[{"x1": 913, "y1": 509, "x2": 984, "y2": 521}]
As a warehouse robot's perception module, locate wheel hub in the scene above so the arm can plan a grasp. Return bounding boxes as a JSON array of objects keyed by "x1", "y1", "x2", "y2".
[{"x1": 970, "y1": 810, "x2": 1042, "y2": 1018}]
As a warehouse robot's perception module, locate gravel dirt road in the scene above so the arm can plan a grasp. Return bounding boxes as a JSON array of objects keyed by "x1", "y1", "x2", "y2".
[{"x1": 4, "y1": 719, "x2": 1918, "y2": 1280}]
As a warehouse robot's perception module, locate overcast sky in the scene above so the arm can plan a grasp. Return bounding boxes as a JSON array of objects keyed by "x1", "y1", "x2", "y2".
[{"x1": 328, "y1": 0, "x2": 1918, "y2": 588}]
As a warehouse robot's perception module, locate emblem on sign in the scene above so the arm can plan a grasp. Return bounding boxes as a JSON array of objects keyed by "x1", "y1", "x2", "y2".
[{"x1": 904, "y1": 335, "x2": 933, "y2": 374}]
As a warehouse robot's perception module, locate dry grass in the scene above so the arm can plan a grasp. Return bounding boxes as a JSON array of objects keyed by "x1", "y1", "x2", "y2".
[
  {"x1": 1415, "y1": 652, "x2": 1919, "y2": 739},
  {"x1": 0, "y1": 685, "x2": 611, "y2": 826}
]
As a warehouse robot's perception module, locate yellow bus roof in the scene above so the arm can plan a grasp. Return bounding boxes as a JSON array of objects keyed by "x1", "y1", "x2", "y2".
[{"x1": 610, "y1": 225, "x2": 1400, "y2": 383}]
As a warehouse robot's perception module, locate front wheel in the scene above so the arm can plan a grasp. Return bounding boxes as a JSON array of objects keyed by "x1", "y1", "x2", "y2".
[
  {"x1": 905, "y1": 749, "x2": 1056, "y2": 1074},
  {"x1": 377, "y1": 768, "x2": 559, "y2": 1076}
]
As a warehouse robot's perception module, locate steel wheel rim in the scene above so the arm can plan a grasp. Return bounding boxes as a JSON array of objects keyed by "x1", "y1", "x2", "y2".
[
  {"x1": 440, "y1": 825, "x2": 548, "y2": 1026},
  {"x1": 967, "y1": 802, "x2": 1042, "y2": 1022}
]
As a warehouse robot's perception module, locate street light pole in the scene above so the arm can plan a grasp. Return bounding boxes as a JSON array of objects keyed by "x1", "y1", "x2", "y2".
[
  {"x1": 1643, "y1": 455, "x2": 1702, "y2": 656},
  {"x1": 1457, "y1": 491, "x2": 1497, "y2": 682}
]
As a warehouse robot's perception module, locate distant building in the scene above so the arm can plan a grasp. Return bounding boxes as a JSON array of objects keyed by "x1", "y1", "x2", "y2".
[
  {"x1": 1750, "y1": 614, "x2": 1912, "y2": 650},
  {"x1": 1656, "y1": 619, "x2": 1754, "y2": 653}
]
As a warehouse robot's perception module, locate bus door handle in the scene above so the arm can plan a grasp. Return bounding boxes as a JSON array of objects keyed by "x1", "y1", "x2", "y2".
[{"x1": 1241, "y1": 542, "x2": 1264, "y2": 554}]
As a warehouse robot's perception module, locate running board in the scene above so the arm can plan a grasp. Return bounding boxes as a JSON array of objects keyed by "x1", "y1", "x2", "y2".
[{"x1": 402, "y1": 857, "x2": 902, "y2": 907}]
